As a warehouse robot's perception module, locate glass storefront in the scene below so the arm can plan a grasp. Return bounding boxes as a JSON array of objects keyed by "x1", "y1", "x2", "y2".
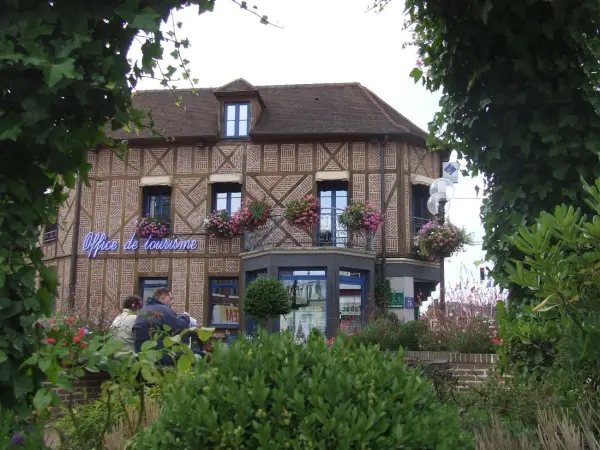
[
  {"x1": 279, "y1": 269, "x2": 327, "y2": 335},
  {"x1": 339, "y1": 270, "x2": 365, "y2": 335}
]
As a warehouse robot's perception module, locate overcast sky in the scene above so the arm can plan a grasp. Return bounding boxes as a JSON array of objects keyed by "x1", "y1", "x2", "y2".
[{"x1": 135, "y1": 0, "x2": 488, "y2": 297}]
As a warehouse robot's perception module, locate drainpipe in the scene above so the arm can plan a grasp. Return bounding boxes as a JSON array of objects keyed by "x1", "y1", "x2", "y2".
[
  {"x1": 379, "y1": 135, "x2": 389, "y2": 283},
  {"x1": 69, "y1": 176, "x2": 83, "y2": 310}
]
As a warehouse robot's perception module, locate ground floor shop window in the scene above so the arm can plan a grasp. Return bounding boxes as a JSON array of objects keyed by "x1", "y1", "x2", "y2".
[
  {"x1": 279, "y1": 269, "x2": 327, "y2": 335},
  {"x1": 139, "y1": 277, "x2": 168, "y2": 304},
  {"x1": 210, "y1": 278, "x2": 240, "y2": 327},
  {"x1": 339, "y1": 270, "x2": 365, "y2": 335}
]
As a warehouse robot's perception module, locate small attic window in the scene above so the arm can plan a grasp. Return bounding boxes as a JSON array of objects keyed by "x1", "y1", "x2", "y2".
[{"x1": 224, "y1": 102, "x2": 250, "y2": 138}]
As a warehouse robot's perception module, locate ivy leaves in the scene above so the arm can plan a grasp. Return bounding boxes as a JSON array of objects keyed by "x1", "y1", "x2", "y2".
[{"x1": 404, "y1": 0, "x2": 600, "y2": 299}]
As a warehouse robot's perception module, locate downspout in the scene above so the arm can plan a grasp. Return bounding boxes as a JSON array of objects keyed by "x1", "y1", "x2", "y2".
[
  {"x1": 69, "y1": 176, "x2": 83, "y2": 310},
  {"x1": 379, "y1": 135, "x2": 389, "y2": 283}
]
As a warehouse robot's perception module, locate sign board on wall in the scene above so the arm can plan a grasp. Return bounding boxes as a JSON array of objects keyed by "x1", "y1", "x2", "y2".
[
  {"x1": 388, "y1": 291, "x2": 405, "y2": 309},
  {"x1": 442, "y1": 161, "x2": 460, "y2": 184},
  {"x1": 82, "y1": 232, "x2": 199, "y2": 258},
  {"x1": 405, "y1": 296, "x2": 415, "y2": 309}
]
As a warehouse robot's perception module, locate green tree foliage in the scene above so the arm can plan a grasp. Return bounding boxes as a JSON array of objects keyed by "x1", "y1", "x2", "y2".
[
  {"x1": 497, "y1": 175, "x2": 600, "y2": 400},
  {"x1": 132, "y1": 332, "x2": 472, "y2": 449},
  {"x1": 403, "y1": 0, "x2": 600, "y2": 301},
  {"x1": 0, "y1": 0, "x2": 234, "y2": 412},
  {"x1": 243, "y1": 277, "x2": 291, "y2": 327}
]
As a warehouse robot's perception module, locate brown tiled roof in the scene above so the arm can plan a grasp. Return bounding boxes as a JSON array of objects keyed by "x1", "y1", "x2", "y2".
[
  {"x1": 109, "y1": 81, "x2": 427, "y2": 141},
  {"x1": 214, "y1": 78, "x2": 257, "y2": 93}
]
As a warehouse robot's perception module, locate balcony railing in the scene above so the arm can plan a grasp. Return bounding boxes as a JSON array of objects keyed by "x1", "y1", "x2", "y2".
[
  {"x1": 412, "y1": 216, "x2": 429, "y2": 236},
  {"x1": 244, "y1": 207, "x2": 374, "y2": 253}
]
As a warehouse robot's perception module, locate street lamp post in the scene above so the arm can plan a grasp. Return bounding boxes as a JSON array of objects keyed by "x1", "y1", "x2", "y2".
[{"x1": 427, "y1": 178, "x2": 455, "y2": 313}]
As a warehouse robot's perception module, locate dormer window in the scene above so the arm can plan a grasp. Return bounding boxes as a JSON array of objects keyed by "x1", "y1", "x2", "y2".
[{"x1": 224, "y1": 102, "x2": 250, "y2": 138}]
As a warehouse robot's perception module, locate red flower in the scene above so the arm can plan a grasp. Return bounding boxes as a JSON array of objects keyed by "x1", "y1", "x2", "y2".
[
  {"x1": 48, "y1": 319, "x2": 56, "y2": 325},
  {"x1": 77, "y1": 328, "x2": 85, "y2": 337},
  {"x1": 80, "y1": 342, "x2": 88, "y2": 349},
  {"x1": 68, "y1": 317, "x2": 76, "y2": 325},
  {"x1": 46, "y1": 338, "x2": 56, "y2": 345},
  {"x1": 72, "y1": 335, "x2": 81, "y2": 343}
]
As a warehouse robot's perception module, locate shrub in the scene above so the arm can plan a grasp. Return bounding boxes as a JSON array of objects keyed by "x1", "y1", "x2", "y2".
[
  {"x1": 54, "y1": 386, "x2": 163, "y2": 449},
  {"x1": 453, "y1": 376, "x2": 557, "y2": 445},
  {"x1": 351, "y1": 316, "x2": 427, "y2": 351},
  {"x1": 243, "y1": 277, "x2": 291, "y2": 327},
  {"x1": 407, "y1": 360, "x2": 458, "y2": 403},
  {"x1": 498, "y1": 176, "x2": 600, "y2": 398},
  {"x1": 132, "y1": 332, "x2": 472, "y2": 449},
  {"x1": 54, "y1": 394, "x2": 125, "y2": 449}
]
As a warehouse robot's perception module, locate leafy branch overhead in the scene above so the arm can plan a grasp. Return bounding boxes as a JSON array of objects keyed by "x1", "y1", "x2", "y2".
[
  {"x1": 0, "y1": 0, "x2": 275, "y2": 413},
  {"x1": 403, "y1": 0, "x2": 600, "y2": 298}
]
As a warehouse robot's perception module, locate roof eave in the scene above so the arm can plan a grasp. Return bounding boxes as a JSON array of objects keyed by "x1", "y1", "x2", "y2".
[
  {"x1": 98, "y1": 134, "x2": 219, "y2": 150},
  {"x1": 249, "y1": 130, "x2": 426, "y2": 145}
]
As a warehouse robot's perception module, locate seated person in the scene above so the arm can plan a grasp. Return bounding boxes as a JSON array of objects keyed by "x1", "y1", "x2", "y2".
[
  {"x1": 110, "y1": 295, "x2": 143, "y2": 355},
  {"x1": 132, "y1": 287, "x2": 199, "y2": 365}
]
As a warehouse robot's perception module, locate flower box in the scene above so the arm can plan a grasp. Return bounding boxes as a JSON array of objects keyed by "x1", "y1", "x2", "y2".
[{"x1": 136, "y1": 216, "x2": 169, "y2": 239}]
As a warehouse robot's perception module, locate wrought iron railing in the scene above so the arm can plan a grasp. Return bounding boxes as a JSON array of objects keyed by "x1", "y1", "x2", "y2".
[
  {"x1": 244, "y1": 207, "x2": 374, "y2": 252},
  {"x1": 412, "y1": 216, "x2": 429, "y2": 236}
]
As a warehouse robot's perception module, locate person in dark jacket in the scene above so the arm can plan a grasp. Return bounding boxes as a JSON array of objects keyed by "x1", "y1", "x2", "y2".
[{"x1": 133, "y1": 287, "x2": 192, "y2": 365}]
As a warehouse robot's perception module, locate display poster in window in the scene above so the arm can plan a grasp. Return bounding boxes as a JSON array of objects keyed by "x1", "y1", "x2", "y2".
[
  {"x1": 388, "y1": 291, "x2": 405, "y2": 309},
  {"x1": 211, "y1": 304, "x2": 239, "y2": 326}
]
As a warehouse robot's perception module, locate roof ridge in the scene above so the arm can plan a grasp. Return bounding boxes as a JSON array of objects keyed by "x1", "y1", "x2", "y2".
[
  {"x1": 360, "y1": 86, "x2": 427, "y2": 137},
  {"x1": 133, "y1": 81, "x2": 363, "y2": 95},
  {"x1": 256, "y1": 81, "x2": 361, "y2": 89},
  {"x1": 357, "y1": 85, "x2": 409, "y2": 133}
]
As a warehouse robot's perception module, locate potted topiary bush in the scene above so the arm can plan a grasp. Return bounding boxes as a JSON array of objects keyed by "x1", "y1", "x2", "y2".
[{"x1": 243, "y1": 277, "x2": 291, "y2": 329}]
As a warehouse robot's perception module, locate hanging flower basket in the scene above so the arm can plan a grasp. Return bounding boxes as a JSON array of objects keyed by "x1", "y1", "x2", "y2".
[
  {"x1": 204, "y1": 210, "x2": 242, "y2": 238},
  {"x1": 238, "y1": 199, "x2": 272, "y2": 231},
  {"x1": 339, "y1": 201, "x2": 384, "y2": 234},
  {"x1": 136, "y1": 216, "x2": 169, "y2": 239},
  {"x1": 284, "y1": 195, "x2": 320, "y2": 232},
  {"x1": 415, "y1": 220, "x2": 472, "y2": 258}
]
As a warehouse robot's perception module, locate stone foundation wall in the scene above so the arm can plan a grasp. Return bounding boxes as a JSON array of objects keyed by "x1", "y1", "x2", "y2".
[{"x1": 404, "y1": 351, "x2": 498, "y2": 387}]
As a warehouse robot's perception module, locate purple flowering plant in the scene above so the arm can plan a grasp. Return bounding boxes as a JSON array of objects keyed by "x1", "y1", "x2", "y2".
[
  {"x1": 339, "y1": 201, "x2": 384, "y2": 234},
  {"x1": 415, "y1": 219, "x2": 472, "y2": 258},
  {"x1": 204, "y1": 209, "x2": 242, "y2": 238},
  {"x1": 136, "y1": 215, "x2": 169, "y2": 239}
]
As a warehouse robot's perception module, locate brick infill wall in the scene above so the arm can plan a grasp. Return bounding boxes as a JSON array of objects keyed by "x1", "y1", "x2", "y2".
[{"x1": 404, "y1": 351, "x2": 498, "y2": 387}]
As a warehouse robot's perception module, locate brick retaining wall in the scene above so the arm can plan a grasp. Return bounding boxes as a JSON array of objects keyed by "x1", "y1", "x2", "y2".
[
  {"x1": 47, "y1": 371, "x2": 111, "y2": 413},
  {"x1": 51, "y1": 351, "x2": 498, "y2": 410},
  {"x1": 404, "y1": 351, "x2": 498, "y2": 387}
]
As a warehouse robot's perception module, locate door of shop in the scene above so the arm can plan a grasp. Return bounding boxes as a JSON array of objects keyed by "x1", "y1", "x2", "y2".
[{"x1": 338, "y1": 273, "x2": 365, "y2": 335}]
